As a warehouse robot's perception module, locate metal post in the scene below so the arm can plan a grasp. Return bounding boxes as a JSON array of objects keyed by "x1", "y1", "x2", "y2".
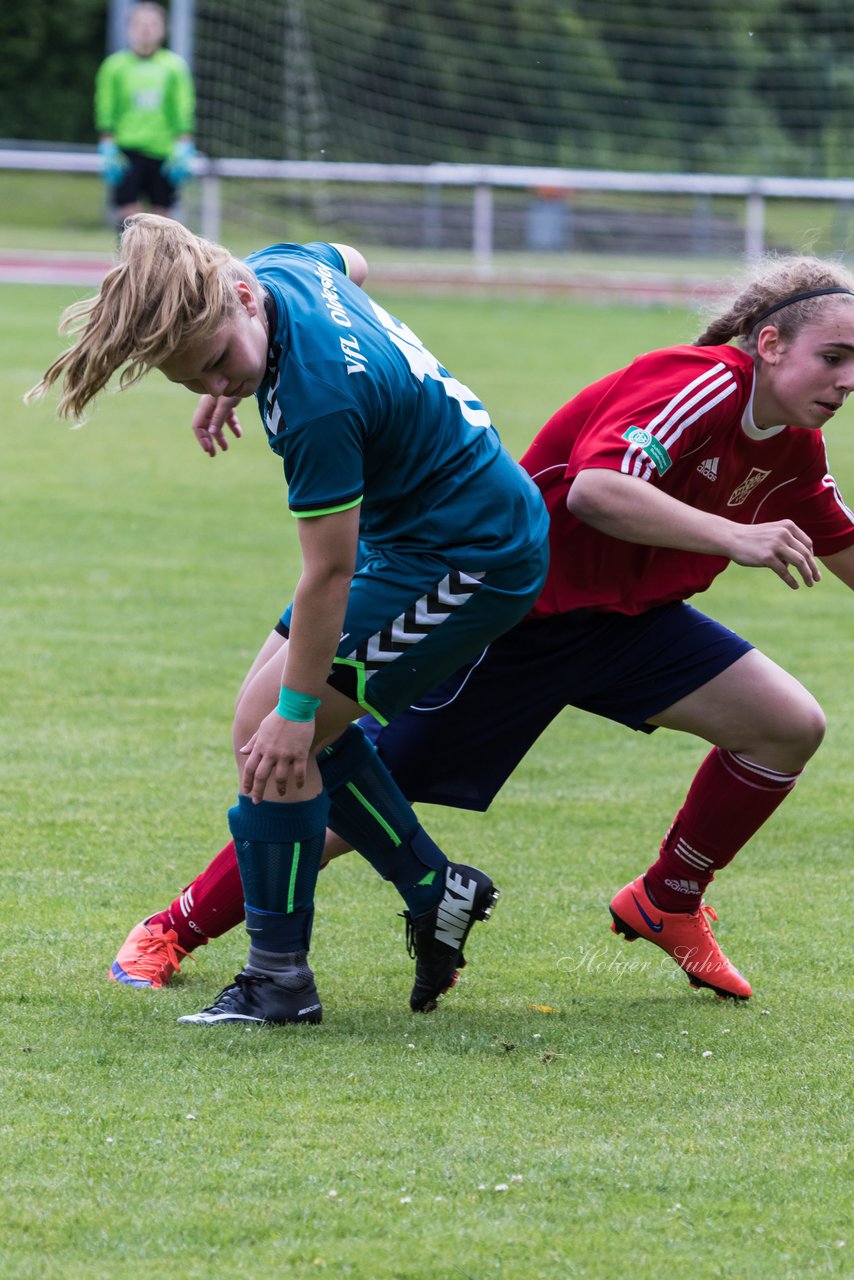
[
  {"x1": 745, "y1": 190, "x2": 765, "y2": 260},
  {"x1": 169, "y1": 0, "x2": 194, "y2": 70},
  {"x1": 473, "y1": 183, "x2": 493, "y2": 275},
  {"x1": 422, "y1": 184, "x2": 442, "y2": 250},
  {"x1": 692, "y1": 192, "x2": 712, "y2": 256},
  {"x1": 107, "y1": 0, "x2": 133, "y2": 52},
  {"x1": 200, "y1": 168, "x2": 221, "y2": 242}
]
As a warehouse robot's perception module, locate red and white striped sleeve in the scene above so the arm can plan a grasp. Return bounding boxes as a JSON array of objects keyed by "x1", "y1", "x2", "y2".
[{"x1": 566, "y1": 345, "x2": 749, "y2": 485}]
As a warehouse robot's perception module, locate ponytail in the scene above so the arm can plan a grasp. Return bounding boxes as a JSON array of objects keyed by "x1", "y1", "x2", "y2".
[
  {"x1": 695, "y1": 255, "x2": 854, "y2": 352},
  {"x1": 26, "y1": 214, "x2": 260, "y2": 421}
]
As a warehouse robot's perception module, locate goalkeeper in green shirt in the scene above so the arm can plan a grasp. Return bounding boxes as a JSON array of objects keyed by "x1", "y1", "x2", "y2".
[{"x1": 95, "y1": 2, "x2": 196, "y2": 226}]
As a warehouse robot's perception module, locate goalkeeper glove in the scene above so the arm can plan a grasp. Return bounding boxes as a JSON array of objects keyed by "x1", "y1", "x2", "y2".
[
  {"x1": 162, "y1": 139, "x2": 196, "y2": 185},
  {"x1": 98, "y1": 139, "x2": 129, "y2": 186}
]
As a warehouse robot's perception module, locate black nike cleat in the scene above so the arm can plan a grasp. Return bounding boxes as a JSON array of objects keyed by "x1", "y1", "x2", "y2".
[
  {"x1": 404, "y1": 862, "x2": 499, "y2": 1013},
  {"x1": 177, "y1": 956, "x2": 323, "y2": 1025}
]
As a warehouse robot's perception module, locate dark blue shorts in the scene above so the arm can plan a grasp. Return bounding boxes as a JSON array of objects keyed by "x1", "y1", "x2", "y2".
[
  {"x1": 276, "y1": 542, "x2": 548, "y2": 725},
  {"x1": 112, "y1": 149, "x2": 177, "y2": 209},
  {"x1": 359, "y1": 602, "x2": 753, "y2": 812}
]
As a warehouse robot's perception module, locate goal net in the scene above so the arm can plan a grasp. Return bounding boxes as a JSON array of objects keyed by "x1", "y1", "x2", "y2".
[{"x1": 186, "y1": 0, "x2": 854, "y2": 270}]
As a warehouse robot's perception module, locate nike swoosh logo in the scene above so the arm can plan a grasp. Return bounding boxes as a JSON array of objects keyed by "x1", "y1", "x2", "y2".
[{"x1": 632, "y1": 893, "x2": 664, "y2": 933}]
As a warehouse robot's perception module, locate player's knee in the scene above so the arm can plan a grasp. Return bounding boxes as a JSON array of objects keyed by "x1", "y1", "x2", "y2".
[
  {"x1": 788, "y1": 693, "x2": 826, "y2": 763},
  {"x1": 232, "y1": 704, "x2": 257, "y2": 755}
]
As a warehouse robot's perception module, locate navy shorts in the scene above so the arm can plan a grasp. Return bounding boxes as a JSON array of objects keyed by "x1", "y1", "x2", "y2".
[
  {"x1": 358, "y1": 601, "x2": 753, "y2": 811},
  {"x1": 112, "y1": 149, "x2": 177, "y2": 209},
  {"x1": 276, "y1": 541, "x2": 549, "y2": 725}
]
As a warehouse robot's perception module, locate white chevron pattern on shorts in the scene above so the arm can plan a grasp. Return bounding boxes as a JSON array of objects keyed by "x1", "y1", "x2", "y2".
[{"x1": 351, "y1": 569, "x2": 485, "y2": 671}]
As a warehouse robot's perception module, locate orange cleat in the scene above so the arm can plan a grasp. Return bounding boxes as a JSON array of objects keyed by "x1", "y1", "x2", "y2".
[
  {"x1": 609, "y1": 875, "x2": 752, "y2": 1000},
  {"x1": 109, "y1": 919, "x2": 191, "y2": 989}
]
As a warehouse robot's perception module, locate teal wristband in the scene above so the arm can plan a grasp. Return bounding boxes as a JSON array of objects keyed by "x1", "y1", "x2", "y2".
[{"x1": 276, "y1": 685, "x2": 321, "y2": 721}]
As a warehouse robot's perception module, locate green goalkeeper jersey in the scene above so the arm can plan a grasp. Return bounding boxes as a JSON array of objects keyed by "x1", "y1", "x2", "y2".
[{"x1": 95, "y1": 49, "x2": 195, "y2": 159}]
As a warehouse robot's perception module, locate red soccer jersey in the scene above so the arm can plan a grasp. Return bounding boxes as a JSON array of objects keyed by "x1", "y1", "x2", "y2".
[{"x1": 522, "y1": 343, "x2": 854, "y2": 617}]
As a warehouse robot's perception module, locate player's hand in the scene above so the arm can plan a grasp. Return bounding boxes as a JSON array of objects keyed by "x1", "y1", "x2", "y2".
[
  {"x1": 191, "y1": 394, "x2": 243, "y2": 457},
  {"x1": 728, "y1": 519, "x2": 820, "y2": 589},
  {"x1": 98, "y1": 139, "x2": 129, "y2": 186},
  {"x1": 161, "y1": 140, "x2": 196, "y2": 186},
  {"x1": 240, "y1": 711, "x2": 315, "y2": 803}
]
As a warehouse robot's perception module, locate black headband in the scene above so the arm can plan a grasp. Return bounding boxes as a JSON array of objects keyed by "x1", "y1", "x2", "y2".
[{"x1": 753, "y1": 286, "x2": 854, "y2": 327}]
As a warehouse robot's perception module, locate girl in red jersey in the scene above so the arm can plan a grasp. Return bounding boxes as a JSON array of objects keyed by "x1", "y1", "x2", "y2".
[{"x1": 111, "y1": 255, "x2": 854, "y2": 1003}]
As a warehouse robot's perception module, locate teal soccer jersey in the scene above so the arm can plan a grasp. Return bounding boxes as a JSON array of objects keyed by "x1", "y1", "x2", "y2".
[{"x1": 246, "y1": 242, "x2": 547, "y2": 570}]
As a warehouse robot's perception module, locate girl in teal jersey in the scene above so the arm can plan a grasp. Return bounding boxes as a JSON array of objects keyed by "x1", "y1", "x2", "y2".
[
  {"x1": 28, "y1": 214, "x2": 548, "y2": 1026},
  {"x1": 108, "y1": 254, "x2": 854, "y2": 1006}
]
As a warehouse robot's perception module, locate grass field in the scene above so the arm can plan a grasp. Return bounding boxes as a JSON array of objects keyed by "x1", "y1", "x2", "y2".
[{"x1": 2, "y1": 284, "x2": 852, "y2": 1279}]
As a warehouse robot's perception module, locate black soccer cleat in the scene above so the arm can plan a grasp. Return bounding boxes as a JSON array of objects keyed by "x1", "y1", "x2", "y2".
[
  {"x1": 404, "y1": 862, "x2": 500, "y2": 1013},
  {"x1": 177, "y1": 956, "x2": 323, "y2": 1026}
]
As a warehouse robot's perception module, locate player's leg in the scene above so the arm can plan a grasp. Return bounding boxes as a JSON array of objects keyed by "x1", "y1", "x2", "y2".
[
  {"x1": 109, "y1": 616, "x2": 511, "y2": 994},
  {"x1": 177, "y1": 656, "x2": 357, "y2": 1026},
  {"x1": 317, "y1": 549, "x2": 549, "y2": 1013},
  {"x1": 122, "y1": 614, "x2": 481, "y2": 1003},
  {"x1": 109, "y1": 629, "x2": 290, "y2": 988},
  {"x1": 178, "y1": 646, "x2": 459, "y2": 1024},
  {"x1": 110, "y1": 149, "x2": 145, "y2": 232},
  {"x1": 180, "y1": 545, "x2": 547, "y2": 1025},
  {"x1": 646, "y1": 646, "x2": 823, "y2": 905},
  {"x1": 110, "y1": 834, "x2": 351, "y2": 990},
  {"x1": 112, "y1": 610, "x2": 563, "y2": 991},
  {"x1": 109, "y1": 841, "x2": 245, "y2": 988},
  {"x1": 147, "y1": 151, "x2": 180, "y2": 221},
  {"x1": 610, "y1": 644, "x2": 824, "y2": 998}
]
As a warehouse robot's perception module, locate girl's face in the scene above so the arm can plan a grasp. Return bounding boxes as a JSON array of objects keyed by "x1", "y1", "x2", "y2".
[
  {"x1": 754, "y1": 302, "x2": 854, "y2": 430},
  {"x1": 128, "y1": 9, "x2": 166, "y2": 57},
  {"x1": 159, "y1": 284, "x2": 270, "y2": 400}
]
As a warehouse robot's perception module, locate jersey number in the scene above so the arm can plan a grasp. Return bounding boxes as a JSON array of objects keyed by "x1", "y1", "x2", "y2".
[{"x1": 369, "y1": 299, "x2": 491, "y2": 428}]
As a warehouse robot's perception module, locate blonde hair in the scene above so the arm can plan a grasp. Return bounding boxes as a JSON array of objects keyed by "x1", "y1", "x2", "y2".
[
  {"x1": 695, "y1": 254, "x2": 854, "y2": 352},
  {"x1": 26, "y1": 214, "x2": 260, "y2": 421}
]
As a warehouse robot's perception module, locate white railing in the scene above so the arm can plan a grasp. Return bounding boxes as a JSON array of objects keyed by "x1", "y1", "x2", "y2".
[{"x1": 5, "y1": 146, "x2": 854, "y2": 268}]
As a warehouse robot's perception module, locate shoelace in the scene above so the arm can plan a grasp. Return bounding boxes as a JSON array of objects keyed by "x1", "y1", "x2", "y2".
[
  {"x1": 202, "y1": 972, "x2": 258, "y2": 1008},
  {"x1": 130, "y1": 930, "x2": 190, "y2": 982},
  {"x1": 696, "y1": 902, "x2": 719, "y2": 935},
  {"x1": 686, "y1": 903, "x2": 731, "y2": 974},
  {"x1": 402, "y1": 913, "x2": 467, "y2": 974},
  {"x1": 402, "y1": 912, "x2": 416, "y2": 959}
]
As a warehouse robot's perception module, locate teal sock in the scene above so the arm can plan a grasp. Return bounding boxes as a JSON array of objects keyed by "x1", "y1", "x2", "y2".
[
  {"x1": 227, "y1": 792, "x2": 329, "y2": 953},
  {"x1": 319, "y1": 725, "x2": 448, "y2": 913}
]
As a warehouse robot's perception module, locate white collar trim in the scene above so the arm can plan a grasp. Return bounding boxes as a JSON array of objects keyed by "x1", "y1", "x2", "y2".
[{"x1": 741, "y1": 370, "x2": 788, "y2": 440}]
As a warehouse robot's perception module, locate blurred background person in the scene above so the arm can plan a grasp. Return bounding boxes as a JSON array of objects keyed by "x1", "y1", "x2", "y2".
[{"x1": 95, "y1": 2, "x2": 195, "y2": 230}]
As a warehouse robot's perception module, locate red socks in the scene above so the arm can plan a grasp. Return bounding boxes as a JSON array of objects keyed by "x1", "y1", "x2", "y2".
[
  {"x1": 645, "y1": 748, "x2": 801, "y2": 912},
  {"x1": 148, "y1": 840, "x2": 245, "y2": 952}
]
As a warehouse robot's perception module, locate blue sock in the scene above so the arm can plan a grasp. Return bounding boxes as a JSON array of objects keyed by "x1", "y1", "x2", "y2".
[
  {"x1": 319, "y1": 724, "x2": 448, "y2": 914},
  {"x1": 228, "y1": 792, "x2": 329, "y2": 954}
]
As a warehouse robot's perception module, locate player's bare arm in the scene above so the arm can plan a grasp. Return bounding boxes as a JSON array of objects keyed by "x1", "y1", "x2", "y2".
[
  {"x1": 819, "y1": 543, "x2": 854, "y2": 590},
  {"x1": 331, "y1": 244, "x2": 369, "y2": 287},
  {"x1": 567, "y1": 467, "x2": 819, "y2": 589},
  {"x1": 240, "y1": 505, "x2": 361, "y2": 801}
]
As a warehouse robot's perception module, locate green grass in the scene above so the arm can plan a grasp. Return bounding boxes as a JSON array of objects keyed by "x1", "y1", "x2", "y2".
[{"x1": 3, "y1": 286, "x2": 853, "y2": 1279}]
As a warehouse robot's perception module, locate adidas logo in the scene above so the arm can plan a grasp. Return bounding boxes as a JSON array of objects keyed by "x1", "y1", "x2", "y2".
[
  {"x1": 665, "y1": 877, "x2": 702, "y2": 894},
  {"x1": 697, "y1": 456, "x2": 719, "y2": 481},
  {"x1": 435, "y1": 869, "x2": 476, "y2": 947}
]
